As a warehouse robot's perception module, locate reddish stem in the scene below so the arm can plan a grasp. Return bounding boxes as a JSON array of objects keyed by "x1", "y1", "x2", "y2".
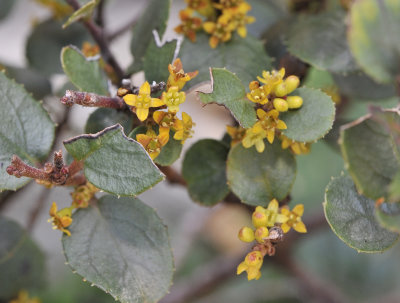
[{"x1": 60, "y1": 90, "x2": 126, "y2": 109}]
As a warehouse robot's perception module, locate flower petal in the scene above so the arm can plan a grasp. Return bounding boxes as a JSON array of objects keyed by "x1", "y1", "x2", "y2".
[
  {"x1": 136, "y1": 108, "x2": 149, "y2": 121},
  {"x1": 294, "y1": 221, "x2": 307, "y2": 233},
  {"x1": 140, "y1": 81, "x2": 151, "y2": 95},
  {"x1": 292, "y1": 204, "x2": 304, "y2": 217},
  {"x1": 123, "y1": 94, "x2": 137, "y2": 106},
  {"x1": 151, "y1": 98, "x2": 164, "y2": 107}
]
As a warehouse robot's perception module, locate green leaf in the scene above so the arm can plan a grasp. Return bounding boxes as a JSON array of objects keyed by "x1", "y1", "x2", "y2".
[
  {"x1": 182, "y1": 139, "x2": 230, "y2": 206},
  {"x1": 0, "y1": 72, "x2": 55, "y2": 191},
  {"x1": 0, "y1": 217, "x2": 45, "y2": 301},
  {"x1": 154, "y1": 135, "x2": 183, "y2": 166},
  {"x1": 63, "y1": 195, "x2": 173, "y2": 303},
  {"x1": 388, "y1": 171, "x2": 400, "y2": 202},
  {"x1": 61, "y1": 46, "x2": 108, "y2": 95},
  {"x1": 199, "y1": 68, "x2": 257, "y2": 128},
  {"x1": 376, "y1": 202, "x2": 400, "y2": 233},
  {"x1": 349, "y1": 0, "x2": 400, "y2": 84},
  {"x1": 144, "y1": 38, "x2": 177, "y2": 84},
  {"x1": 287, "y1": 10, "x2": 357, "y2": 73},
  {"x1": 332, "y1": 71, "x2": 397, "y2": 100},
  {"x1": 280, "y1": 87, "x2": 336, "y2": 142},
  {"x1": 0, "y1": 0, "x2": 15, "y2": 21},
  {"x1": 324, "y1": 174, "x2": 399, "y2": 252},
  {"x1": 227, "y1": 141, "x2": 296, "y2": 206},
  {"x1": 64, "y1": 124, "x2": 164, "y2": 196},
  {"x1": 340, "y1": 109, "x2": 400, "y2": 200},
  {"x1": 2, "y1": 64, "x2": 52, "y2": 100},
  {"x1": 179, "y1": 33, "x2": 272, "y2": 89},
  {"x1": 26, "y1": 18, "x2": 92, "y2": 76},
  {"x1": 85, "y1": 108, "x2": 133, "y2": 134},
  {"x1": 129, "y1": 0, "x2": 171, "y2": 73},
  {"x1": 63, "y1": 0, "x2": 100, "y2": 29},
  {"x1": 246, "y1": 0, "x2": 288, "y2": 38}
]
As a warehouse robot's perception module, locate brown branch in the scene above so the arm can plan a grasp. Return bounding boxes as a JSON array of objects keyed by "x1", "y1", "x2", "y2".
[
  {"x1": 159, "y1": 166, "x2": 187, "y2": 186},
  {"x1": 108, "y1": 17, "x2": 138, "y2": 42},
  {"x1": 65, "y1": 0, "x2": 125, "y2": 81},
  {"x1": 60, "y1": 90, "x2": 126, "y2": 109},
  {"x1": 26, "y1": 187, "x2": 51, "y2": 231},
  {"x1": 94, "y1": 0, "x2": 105, "y2": 27}
]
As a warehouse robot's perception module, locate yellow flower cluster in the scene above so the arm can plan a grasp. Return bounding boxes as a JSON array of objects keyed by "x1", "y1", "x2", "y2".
[
  {"x1": 175, "y1": 0, "x2": 255, "y2": 48},
  {"x1": 237, "y1": 199, "x2": 306, "y2": 280},
  {"x1": 48, "y1": 182, "x2": 98, "y2": 236},
  {"x1": 227, "y1": 68, "x2": 308, "y2": 154},
  {"x1": 9, "y1": 290, "x2": 40, "y2": 303},
  {"x1": 122, "y1": 59, "x2": 196, "y2": 160}
]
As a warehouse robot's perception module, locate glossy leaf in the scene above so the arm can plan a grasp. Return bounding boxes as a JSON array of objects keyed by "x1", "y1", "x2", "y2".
[
  {"x1": 129, "y1": 0, "x2": 171, "y2": 73},
  {"x1": 0, "y1": 72, "x2": 55, "y2": 191},
  {"x1": 64, "y1": 124, "x2": 164, "y2": 196},
  {"x1": 340, "y1": 109, "x2": 400, "y2": 200},
  {"x1": 324, "y1": 175, "x2": 399, "y2": 252},
  {"x1": 179, "y1": 33, "x2": 272, "y2": 88},
  {"x1": 63, "y1": 0, "x2": 100, "y2": 28},
  {"x1": 0, "y1": 217, "x2": 45, "y2": 301},
  {"x1": 349, "y1": 0, "x2": 400, "y2": 83},
  {"x1": 26, "y1": 18, "x2": 92, "y2": 76},
  {"x1": 61, "y1": 46, "x2": 108, "y2": 95},
  {"x1": 288, "y1": 10, "x2": 357, "y2": 73},
  {"x1": 182, "y1": 139, "x2": 229, "y2": 206},
  {"x1": 84, "y1": 108, "x2": 133, "y2": 134},
  {"x1": 144, "y1": 38, "x2": 177, "y2": 84},
  {"x1": 281, "y1": 87, "x2": 336, "y2": 142},
  {"x1": 227, "y1": 141, "x2": 296, "y2": 206},
  {"x1": 199, "y1": 68, "x2": 257, "y2": 128},
  {"x1": 63, "y1": 195, "x2": 173, "y2": 303}
]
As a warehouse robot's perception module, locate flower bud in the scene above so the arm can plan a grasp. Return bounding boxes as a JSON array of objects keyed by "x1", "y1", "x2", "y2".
[
  {"x1": 255, "y1": 226, "x2": 269, "y2": 243},
  {"x1": 284, "y1": 76, "x2": 300, "y2": 95},
  {"x1": 255, "y1": 206, "x2": 266, "y2": 213},
  {"x1": 287, "y1": 96, "x2": 303, "y2": 109},
  {"x1": 274, "y1": 83, "x2": 287, "y2": 97},
  {"x1": 252, "y1": 211, "x2": 268, "y2": 228},
  {"x1": 244, "y1": 251, "x2": 263, "y2": 267},
  {"x1": 273, "y1": 98, "x2": 289, "y2": 112},
  {"x1": 238, "y1": 226, "x2": 255, "y2": 242},
  {"x1": 249, "y1": 81, "x2": 260, "y2": 90}
]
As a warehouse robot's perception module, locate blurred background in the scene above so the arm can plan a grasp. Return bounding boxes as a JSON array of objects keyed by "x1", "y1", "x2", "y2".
[{"x1": 1, "y1": 0, "x2": 400, "y2": 302}]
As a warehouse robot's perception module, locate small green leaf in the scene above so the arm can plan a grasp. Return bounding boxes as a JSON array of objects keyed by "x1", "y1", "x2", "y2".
[
  {"x1": 376, "y1": 202, "x2": 400, "y2": 233},
  {"x1": 63, "y1": 0, "x2": 100, "y2": 28},
  {"x1": 324, "y1": 174, "x2": 399, "y2": 253},
  {"x1": 63, "y1": 195, "x2": 173, "y2": 303},
  {"x1": 182, "y1": 139, "x2": 230, "y2": 206},
  {"x1": 0, "y1": 72, "x2": 55, "y2": 191},
  {"x1": 349, "y1": 0, "x2": 400, "y2": 83},
  {"x1": 227, "y1": 141, "x2": 296, "y2": 206},
  {"x1": 280, "y1": 87, "x2": 335, "y2": 142},
  {"x1": 144, "y1": 38, "x2": 177, "y2": 84},
  {"x1": 26, "y1": 18, "x2": 92, "y2": 76},
  {"x1": 340, "y1": 109, "x2": 400, "y2": 200},
  {"x1": 61, "y1": 46, "x2": 108, "y2": 95},
  {"x1": 129, "y1": 0, "x2": 171, "y2": 73},
  {"x1": 64, "y1": 124, "x2": 164, "y2": 196},
  {"x1": 288, "y1": 10, "x2": 357, "y2": 73},
  {"x1": 0, "y1": 217, "x2": 45, "y2": 301},
  {"x1": 154, "y1": 135, "x2": 183, "y2": 167},
  {"x1": 85, "y1": 108, "x2": 133, "y2": 134},
  {"x1": 179, "y1": 33, "x2": 272, "y2": 89},
  {"x1": 199, "y1": 68, "x2": 257, "y2": 128}
]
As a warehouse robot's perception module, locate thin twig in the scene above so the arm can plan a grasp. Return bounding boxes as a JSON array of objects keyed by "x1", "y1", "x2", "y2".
[
  {"x1": 65, "y1": 0, "x2": 125, "y2": 81},
  {"x1": 95, "y1": 0, "x2": 105, "y2": 27},
  {"x1": 61, "y1": 90, "x2": 126, "y2": 109},
  {"x1": 108, "y1": 17, "x2": 138, "y2": 41},
  {"x1": 159, "y1": 166, "x2": 187, "y2": 186},
  {"x1": 26, "y1": 187, "x2": 51, "y2": 231}
]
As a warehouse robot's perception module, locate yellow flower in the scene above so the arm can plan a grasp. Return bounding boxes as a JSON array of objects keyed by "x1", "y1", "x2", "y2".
[
  {"x1": 254, "y1": 109, "x2": 287, "y2": 144},
  {"x1": 174, "y1": 112, "x2": 195, "y2": 144},
  {"x1": 258, "y1": 199, "x2": 288, "y2": 227},
  {"x1": 246, "y1": 81, "x2": 271, "y2": 105},
  {"x1": 226, "y1": 125, "x2": 246, "y2": 146},
  {"x1": 203, "y1": 13, "x2": 236, "y2": 48},
  {"x1": 238, "y1": 226, "x2": 255, "y2": 242},
  {"x1": 123, "y1": 82, "x2": 164, "y2": 121},
  {"x1": 237, "y1": 251, "x2": 263, "y2": 280},
  {"x1": 223, "y1": 2, "x2": 255, "y2": 38},
  {"x1": 214, "y1": 0, "x2": 244, "y2": 9},
  {"x1": 162, "y1": 86, "x2": 186, "y2": 113},
  {"x1": 9, "y1": 290, "x2": 41, "y2": 303},
  {"x1": 48, "y1": 202, "x2": 73, "y2": 236},
  {"x1": 174, "y1": 9, "x2": 203, "y2": 42},
  {"x1": 185, "y1": 0, "x2": 215, "y2": 17},
  {"x1": 81, "y1": 42, "x2": 100, "y2": 57},
  {"x1": 254, "y1": 226, "x2": 269, "y2": 243},
  {"x1": 71, "y1": 182, "x2": 98, "y2": 209},
  {"x1": 280, "y1": 204, "x2": 307, "y2": 233},
  {"x1": 153, "y1": 110, "x2": 182, "y2": 142},
  {"x1": 257, "y1": 68, "x2": 285, "y2": 91},
  {"x1": 136, "y1": 129, "x2": 169, "y2": 160},
  {"x1": 35, "y1": 0, "x2": 73, "y2": 19},
  {"x1": 167, "y1": 58, "x2": 198, "y2": 90},
  {"x1": 280, "y1": 135, "x2": 311, "y2": 155},
  {"x1": 242, "y1": 126, "x2": 267, "y2": 153}
]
